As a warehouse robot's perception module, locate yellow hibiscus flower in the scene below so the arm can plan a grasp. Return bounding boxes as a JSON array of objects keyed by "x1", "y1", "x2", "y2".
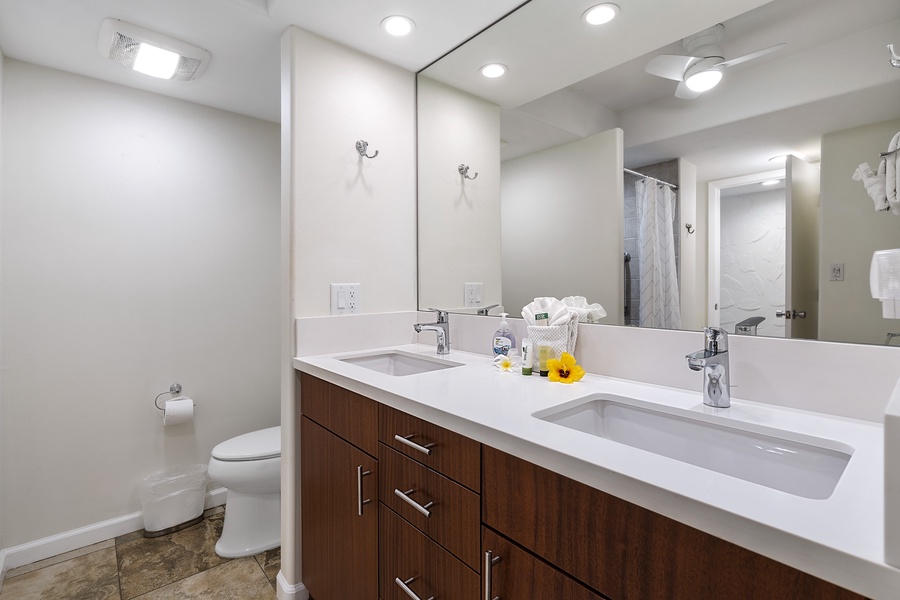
[{"x1": 547, "y1": 352, "x2": 585, "y2": 383}]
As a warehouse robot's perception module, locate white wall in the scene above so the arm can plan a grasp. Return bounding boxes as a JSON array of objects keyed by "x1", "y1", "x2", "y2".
[
  {"x1": 719, "y1": 189, "x2": 786, "y2": 337},
  {"x1": 820, "y1": 117, "x2": 900, "y2": 344},
  {"x1": 0, "y1": 47, "x2": 5, "y2": 555},
  {"x1": 418, "y1": 76, "x2": 501, "y2": 311},
  {"x1": 501, "y1": 130, "x2": 624, "y2": 321},
  {"x1": 289, "y1": 29, "x2": 416, "y2": 318},
  {"x1": 282, "y1": 27, "x2": 417, "y2": 596},
  {"x1": 1, "y1": 60, "x2": 281, "y2": 548}
]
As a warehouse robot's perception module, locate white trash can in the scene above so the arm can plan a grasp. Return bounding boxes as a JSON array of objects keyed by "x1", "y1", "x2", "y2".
[{"x1": 140, "y1": 464, "x2": 209, "y2": 537}]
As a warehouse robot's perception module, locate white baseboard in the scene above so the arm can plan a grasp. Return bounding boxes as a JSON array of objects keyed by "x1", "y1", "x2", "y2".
[
  {"x1": 276, "y1": 572, "x2": 309, "y2": 600},
  {"x1": 0, "y1": 487, "x2": 227, "y2": 584}
]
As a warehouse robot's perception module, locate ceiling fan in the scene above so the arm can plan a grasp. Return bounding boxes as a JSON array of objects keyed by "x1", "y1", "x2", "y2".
[{"x1": 645, "y1": 24, "x2": 786, "y2": 99}]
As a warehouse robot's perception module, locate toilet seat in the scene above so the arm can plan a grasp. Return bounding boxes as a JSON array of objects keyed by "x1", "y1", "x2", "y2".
[{"x1": 212, "y1": 426, "x2": 280, "y2": 462}]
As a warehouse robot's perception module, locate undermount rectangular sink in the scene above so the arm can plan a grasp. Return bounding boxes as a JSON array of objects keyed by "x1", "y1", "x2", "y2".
[
  {"x1": 533, "y1": 394, "x2": 853, "y2": 500},
  {"x1": 338, "y1": 350, "x2": 462, "y2": 377}
]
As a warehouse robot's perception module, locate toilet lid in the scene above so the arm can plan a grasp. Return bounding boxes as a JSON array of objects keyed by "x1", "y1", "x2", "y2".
[{"x1": 212, "y1": 426, "x2": 281, "y2": 461}]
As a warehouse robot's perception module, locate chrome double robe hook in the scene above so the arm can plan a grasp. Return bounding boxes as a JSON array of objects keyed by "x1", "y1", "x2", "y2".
[
  {"x1": 356, "y1": 140, "x2": 379, "y2": 159},
  {"x1": 458, "y1": 164, "x2": 478, "y2": 180}
]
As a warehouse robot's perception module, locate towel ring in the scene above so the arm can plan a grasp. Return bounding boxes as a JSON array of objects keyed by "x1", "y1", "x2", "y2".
[
  {"x1": 458, "y1": 164, "x2": 478, "y2": 180},
  {"x1": 356, "y1": 140, "x2": 379, "y2": 159}
]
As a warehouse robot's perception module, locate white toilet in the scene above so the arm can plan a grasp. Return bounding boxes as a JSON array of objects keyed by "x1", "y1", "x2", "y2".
[{"x1": 208, "y1": 426, "x2": 281, "y2": 558}]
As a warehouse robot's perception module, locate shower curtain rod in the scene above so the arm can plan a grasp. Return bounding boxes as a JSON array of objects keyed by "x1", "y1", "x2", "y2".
[{"x1": 624, "y1": 168, "x2": 679, "y2": 190}]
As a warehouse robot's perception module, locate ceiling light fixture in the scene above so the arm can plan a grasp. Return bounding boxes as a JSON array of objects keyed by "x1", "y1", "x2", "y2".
[
  {"x1": 582, "y1": 3, "x2": 620, "y2": 25},
  {"x1": 98, "y1": 19, "x2": 210, "y2": 81},
  {"x1": 381, "y1": 15, "x2": 415, "y2": 37},
  {"x1": 481, "y1": 63, "x2": 508, "y2": 78},
  {"x1": 683, "y1": 59, "x2": 723, "y2": 93},
  {"x1": 761, "y1": 179, "x2": 782, "y2": 186}
]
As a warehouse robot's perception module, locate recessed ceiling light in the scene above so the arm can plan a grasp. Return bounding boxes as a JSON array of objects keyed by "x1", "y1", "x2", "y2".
[
  {"x1": 381, "y1": 15, "x2": 415, "y2": 36},
  {"x1": 481, "y1": 63, "x2": 508, "y2": 78},
  {"x1": 582, "y1": 3, "x2": 620, "y2": 25},
  {"x1": 98, "y1": 19, "x2": 210, "y2": 81},
  {"x1": 761, "y1": 179, "x2": 782, "y2": 186}
]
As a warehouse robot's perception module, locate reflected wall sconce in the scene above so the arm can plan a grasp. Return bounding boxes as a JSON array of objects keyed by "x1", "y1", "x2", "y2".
[
  {"x1": 458, "y1": 164, "x2": 478, "y2": 180},
  {"x1": 356, "y1": 140, "x2": 379, "y2": 159}
]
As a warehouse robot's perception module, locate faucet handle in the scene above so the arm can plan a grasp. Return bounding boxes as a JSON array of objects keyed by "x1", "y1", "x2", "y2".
[
  {"x1": 703, "y1": 326, "x2": 728, "y2": 353},
  {"x1": 427, "y1": 308, "x2": 449, "y2": 323}
]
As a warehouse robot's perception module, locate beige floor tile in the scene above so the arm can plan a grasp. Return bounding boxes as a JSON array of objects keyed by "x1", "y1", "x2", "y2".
[
  {"x1": 132, "y1": 558, "x2": 275, "y2": 600},
  {"x1": 253, "y1": 547, "x2": 280, "y2": 587},
  {"x1": 0, "y1": 546, "x2": 119, "y2": 600},
  {"x1": 6, "y1": 540, "x2": 115, "y2": 579},
  {"x1": 116, "y1": 514, "x2": 228, "y2": 599}
]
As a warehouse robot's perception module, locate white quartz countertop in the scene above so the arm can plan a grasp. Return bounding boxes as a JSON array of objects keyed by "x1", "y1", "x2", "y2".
[{"x1": 294, "y1": 344, "x2": 899, "y2": 599}]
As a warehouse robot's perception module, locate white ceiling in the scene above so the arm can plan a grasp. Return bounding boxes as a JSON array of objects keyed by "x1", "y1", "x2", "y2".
[
  {"x1": 0, "y1": 0, "x2": 527, "y2": 123},
  {"x1": 422, "y1": 0, "x2": 900, "y2": 182}
]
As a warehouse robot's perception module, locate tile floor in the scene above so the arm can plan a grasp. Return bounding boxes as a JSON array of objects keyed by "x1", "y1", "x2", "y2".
[{"x1": 0, "y1": 507, "x2": 279, "y2": 599}]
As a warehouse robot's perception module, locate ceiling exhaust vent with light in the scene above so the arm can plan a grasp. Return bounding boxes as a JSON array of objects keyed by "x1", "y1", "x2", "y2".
[{"x1": 98, "y1": 19, "x2": 210, "y2": 81}]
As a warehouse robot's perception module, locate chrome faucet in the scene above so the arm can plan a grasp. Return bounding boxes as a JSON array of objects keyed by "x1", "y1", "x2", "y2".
[
  {"x1": 414, "y1": 309, "x2": 450, "y2": 355},
  {"x1": 476, "y1": 303, "x2": 499, "y2": 316},
  {"x1": 686, "y1": 326, "x2": 731, "y2": 408}
]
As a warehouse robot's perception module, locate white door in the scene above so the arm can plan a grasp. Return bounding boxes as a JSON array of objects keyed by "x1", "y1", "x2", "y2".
[{"x1": 784, "y1": 155, "x2": 820, "y2": 339}]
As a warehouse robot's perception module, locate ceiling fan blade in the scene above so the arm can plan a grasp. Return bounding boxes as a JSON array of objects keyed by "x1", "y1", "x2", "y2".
[
  {"x1": 645, "y1": 54, "x2": 697, "y2": 81},
  {"x1": 716, "y1": 43, "x2": 786, "y2": 69},
  {"x1": 675, "y1": 81, "x2": 702, "y2": 99}
]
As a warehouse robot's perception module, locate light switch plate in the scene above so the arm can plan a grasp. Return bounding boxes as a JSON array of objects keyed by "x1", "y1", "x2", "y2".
[{"x1": 330, "y1": 283, "x2": 361, "y2": 315}]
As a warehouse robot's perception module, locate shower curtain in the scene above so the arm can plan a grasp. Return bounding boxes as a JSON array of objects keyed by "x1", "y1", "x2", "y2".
[{"x1": 636, "y1": 178, "x2": 681, "y2": 329}]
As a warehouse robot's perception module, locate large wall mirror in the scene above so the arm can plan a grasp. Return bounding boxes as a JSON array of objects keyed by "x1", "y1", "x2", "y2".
[{"x1": 417, "y1": 0, "x2": 900, "y2": 346}]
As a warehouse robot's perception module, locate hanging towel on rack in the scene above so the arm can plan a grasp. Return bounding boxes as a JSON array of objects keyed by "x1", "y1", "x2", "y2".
[
  {"x1": 853, "y1": 160, "x2": 889, "y2": 211},
  {"x1": 886, "y1": 131, "x2": 900, "y2": 215}
]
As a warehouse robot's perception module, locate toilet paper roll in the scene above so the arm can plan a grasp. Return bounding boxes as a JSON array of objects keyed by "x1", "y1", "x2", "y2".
[{"x1": 163, "y1": 397, "x2": 194, "y2": 426}]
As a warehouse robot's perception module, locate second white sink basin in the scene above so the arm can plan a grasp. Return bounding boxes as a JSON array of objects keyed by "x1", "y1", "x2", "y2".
[
  {"x1": 338, "y1": 350, "x2": 462, "y2": 377},
  {"x1": 533, "y1": 394, "x2": 853, "y2": 500}
]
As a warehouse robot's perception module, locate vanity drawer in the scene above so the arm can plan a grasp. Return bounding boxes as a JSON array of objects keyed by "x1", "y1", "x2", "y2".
[
  {"x1": 379, "y1": 404, "x2": 480, "y2": 491},
  {"x1": 482, "y1": 445, "x2": 866, "y2": 600},
  {"x1": 379, "y1": 504, "x2": 479, "y2": 600},
  {"x1": 300, "y1": 373, "x2": 378, "y2": 457},
  {"x1": 379, "y1": 443, "x2": 480, "y2": 571}
]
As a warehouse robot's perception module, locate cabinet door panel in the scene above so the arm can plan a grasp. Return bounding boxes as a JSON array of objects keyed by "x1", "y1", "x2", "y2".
[
  {"x1": 300, "y1": 372, "x2": 378, "y2": 457},
  {"x1": 301, "y1": 417, "x2": 378, "y2": 600},
  {"x1": 379, "y1": 443, "x2": 480, "y2": 571},
  {"x1": 379, "y1": 505, "x2": 479, "y2": 600},
  {"x1": 482, "y1": 527, "x2": 607, "y2": 600},
  {"x1": 482, "y1": 445, "x2": 865, "y2": 600},
  {"x1": 379, "y1": 403, "x2": 480, "y2": 491}
]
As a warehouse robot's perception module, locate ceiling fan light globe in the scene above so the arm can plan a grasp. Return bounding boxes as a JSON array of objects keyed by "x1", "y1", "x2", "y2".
[{"x1": 684, "y1": 68, "x2": 722, "y2": 92}]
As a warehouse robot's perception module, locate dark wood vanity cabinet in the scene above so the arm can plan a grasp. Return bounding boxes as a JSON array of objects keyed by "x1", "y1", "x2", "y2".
[
  {"x1": 377, "y1": 403, "x2": 481, "y2": 599},
  {"x1": 482, "y1": 445, "x2": 867, "y2": 600},
  {"x1": 299, "y1": 374, "x2": 379, "y2": 600},
  {"x1": 299, "y1": 373, "x2": 867, "y2": 600}
]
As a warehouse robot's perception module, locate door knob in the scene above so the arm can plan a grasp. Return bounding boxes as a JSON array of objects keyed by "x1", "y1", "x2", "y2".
[{"x1": 775, "y1": 309, "x2": 806, "y2": 319}]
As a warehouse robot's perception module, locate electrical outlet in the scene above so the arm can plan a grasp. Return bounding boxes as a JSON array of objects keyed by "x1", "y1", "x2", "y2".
[
  {"x1": 464, "y1": 282, "x2": 484, "y2": 307},
  {"x1": 330, "y1": 283, "x2": 362, "y2": 315},
  {"x1": 830, "y1": 263, "x2": 844, "y2": 282}
]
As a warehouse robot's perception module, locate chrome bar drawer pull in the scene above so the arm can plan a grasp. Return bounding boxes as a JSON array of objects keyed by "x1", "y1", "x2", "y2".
[
  {"x1": 395, "y1": 576, "x2": 434, "y2": 600},
  {"x1": 484, "y1": 551, "x2": 501, "y2": 600},
  {"x1": 394, "y1": 488, "x2": 434, "y2": 517},
  {"x1": 356, "y1": 465, "x2": 372, "y2": 516},
  {"x1": 394, "y1": 433, "x2": 435, "y2": 456}
]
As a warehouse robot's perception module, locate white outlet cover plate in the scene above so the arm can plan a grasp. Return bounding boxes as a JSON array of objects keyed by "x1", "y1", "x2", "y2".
[{"x1": 330, "y1": 283, "x2": 362, "y2": 315}]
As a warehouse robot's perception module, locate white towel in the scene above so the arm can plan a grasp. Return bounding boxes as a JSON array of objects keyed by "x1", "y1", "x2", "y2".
[
  {"x1": 562, "y1": 296, "x2": 607, "y2": 323},
  {"x1": 521, "y1": 297, "x2": 569, "y2": 326},
  {"x1": 887, "y1": 132, "x2": 900, "y2": 215},
  {"x1": 853, "y1": 160, "x2": 889, "y2": 211}
]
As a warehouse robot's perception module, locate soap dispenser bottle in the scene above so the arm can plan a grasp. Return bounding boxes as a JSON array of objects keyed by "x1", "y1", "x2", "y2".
[{"x1": 492, "y1": 313, "x2": 517, "y2": 356}]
